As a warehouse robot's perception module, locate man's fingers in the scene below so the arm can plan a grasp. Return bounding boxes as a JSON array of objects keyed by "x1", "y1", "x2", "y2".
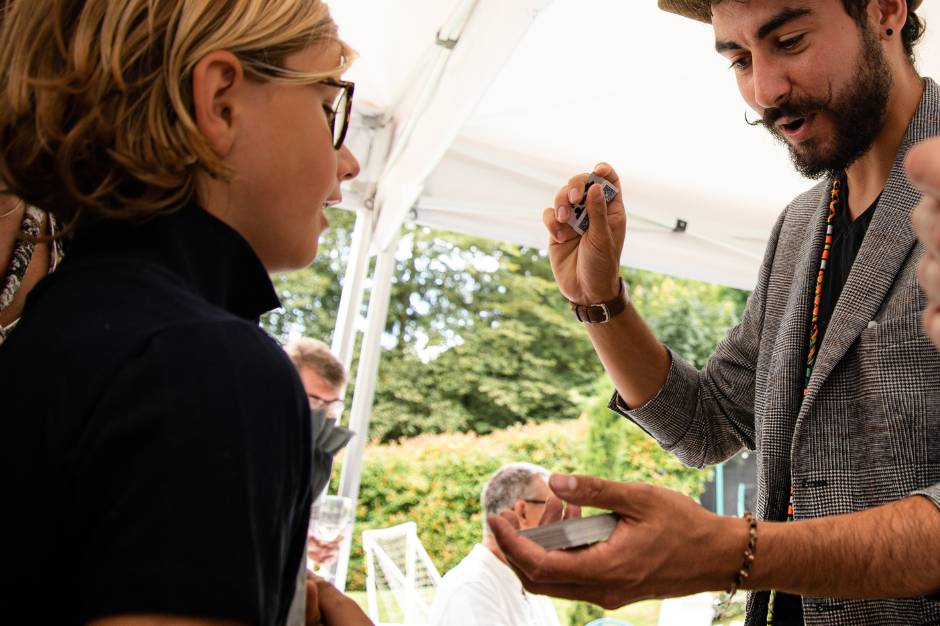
[
  {"x1": 562, "y1": 503, "x2": 582, "y2": 520},
  {"x1": 305, "y1": 578, "x2": 322, "y2": 625},
  {"x1": 543, "y1": 207, "x2": 578, "y2": 243},
  {"x1": 554, "y1": 173, "x2": 590, "y2": 212},
  {"x1": 583, "y1": 184, "x2": 614, "y2": 248},
  {"x1": 919, "y1": 256, "x2": 940, "y2": 303},
  {"x1": 497, "y1": 510, "x2": 521, "y2": 530},
  {"x1": 906, "y1": 138, "x2": 940, "y2": 198},
  {"x1": 539, "y1": 495, "x2": 565, "y2": 525},
  {"x1": 488, "y1": 515, "x2": 587, "y2": 584},
  {"x1": 592, "y1": 161, "x2": 622, "y2": 188},
  {"x1": 548, "y1": 474, "x2": 652, "y2": 516},
  {"x1": 925, "y1": 306, "x2": 940, "y2": 347}
]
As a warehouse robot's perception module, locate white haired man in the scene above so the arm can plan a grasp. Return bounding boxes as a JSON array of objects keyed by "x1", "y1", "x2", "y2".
[{"x1": 429, "y1": 463, "x2": 562, "y2": 626}]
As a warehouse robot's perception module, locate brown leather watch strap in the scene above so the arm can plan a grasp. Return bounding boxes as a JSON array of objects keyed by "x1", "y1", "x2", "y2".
[{"x1": 570, "y1": 278, "x2": 628, "y2": 324}]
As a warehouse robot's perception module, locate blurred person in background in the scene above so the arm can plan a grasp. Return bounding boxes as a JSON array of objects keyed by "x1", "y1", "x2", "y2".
[
  {"x1": 430, "y1": 463, "x2": 563, "y2": 626},
  {"x1": 0, "y1": 1, "x2": 371, "y2": 625},
  {"x1": 285, "y1": 336, "x2": 348, "y2": 568}
]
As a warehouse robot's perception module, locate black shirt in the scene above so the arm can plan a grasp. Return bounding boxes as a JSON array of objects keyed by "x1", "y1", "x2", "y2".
[
  {"x1": 0, "y1": 203, "x2": 315, "y2": 625},
  {"x1": 773, "y1": 178, "x2": 879, "y2": 626},
  {"x1": 815, "y1": 177, "x2": 880, "y2": 351}
]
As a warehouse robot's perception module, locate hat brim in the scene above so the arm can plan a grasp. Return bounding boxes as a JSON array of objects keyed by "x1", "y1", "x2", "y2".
[{"x1": 658, "y1": 0, "x2": 923, "y2": 24}]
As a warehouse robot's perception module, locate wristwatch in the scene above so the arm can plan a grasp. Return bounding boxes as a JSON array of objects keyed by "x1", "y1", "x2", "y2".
[{"x1": 569, "y1": 278, "x2": 629, "y2": 323}]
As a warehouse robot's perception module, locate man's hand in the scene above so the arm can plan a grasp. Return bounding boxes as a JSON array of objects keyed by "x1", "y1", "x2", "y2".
[
  {"x1": 307, "y1": 534, "x2": 343, "y2": 566},
  {"x1": 909, "y1": 136, "x2": 940, "y2": 347},
  {"x1": 543, "y1": 163, "x2": 627, "y2": 304},
  {"x1": 488, "y1": 474, "x2": 742, "y2": 609},
  {"x1": 305, "y1": 574, "x2": 372, "y2": 626}
]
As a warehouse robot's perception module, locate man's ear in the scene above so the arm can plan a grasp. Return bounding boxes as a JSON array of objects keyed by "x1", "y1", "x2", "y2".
[
  {"x1": 873, "y1": 0, "x2": 907, "y2": 34},
  {"x1": 191, "y1": 50, "x2": 244, "y2": 159},
  {"x1": 512, "y1": 499, "x2": 527, "y2": 523}
]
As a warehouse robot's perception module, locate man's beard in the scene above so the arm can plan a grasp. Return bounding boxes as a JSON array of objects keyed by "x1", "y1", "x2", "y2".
[{"x1": 760, "y1": 27, "x2": 892, "y2": 179}]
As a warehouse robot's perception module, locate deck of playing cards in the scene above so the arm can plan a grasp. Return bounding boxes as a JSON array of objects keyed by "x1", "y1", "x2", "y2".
[
  {"x1": 314, "y1": 414, "x2": 355, "y2": 457},
  {"x1": 566, "y1": 174, "x2": 619, "y2": 236},
  {"x1": 517, "y1": 513, "x2": 618, "y2": 551}
]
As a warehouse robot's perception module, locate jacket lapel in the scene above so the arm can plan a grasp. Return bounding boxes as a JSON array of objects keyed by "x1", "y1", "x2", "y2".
[
  {"x1": 759, "y1": 184, "x2": 829, "y2": 520},
  {"x1": 797, "y1": 78, "x2": 940, "y2": 421}
]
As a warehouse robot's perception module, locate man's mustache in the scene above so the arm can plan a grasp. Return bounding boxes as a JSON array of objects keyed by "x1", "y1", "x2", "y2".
[
  {"x1": 748, "y1": 87, "x2": 834, "y2": 128},
  {"x1": 748, "y1": 101, "x2": 826, "y2": 128}
]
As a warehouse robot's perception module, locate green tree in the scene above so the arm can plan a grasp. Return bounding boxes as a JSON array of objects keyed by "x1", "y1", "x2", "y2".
[{"x1": 262, "y1": 210, "x2": 749, "y2": 442}]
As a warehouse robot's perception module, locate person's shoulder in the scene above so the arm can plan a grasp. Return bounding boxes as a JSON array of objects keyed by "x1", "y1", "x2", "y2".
[
  {"x1": 5, "y1": 254, "x2": 266, "y2": 368},
  {"x1": 765, "y1": 178, "x2": 832, "y2": 250},
  {"x1": 437, "y1": 546, "x2": 504, "y2": 592},
  {"x1": 785, "y1": 179, "x2": 830, "y2": 217},
  {"x1": 146, "y1": 317, "x2": 294, "y2": 383}
]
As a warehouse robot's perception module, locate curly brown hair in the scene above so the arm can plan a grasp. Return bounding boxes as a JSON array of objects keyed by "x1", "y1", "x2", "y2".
[{"x1": 0, "y1": 0, "x2": 354, "y2": 230}]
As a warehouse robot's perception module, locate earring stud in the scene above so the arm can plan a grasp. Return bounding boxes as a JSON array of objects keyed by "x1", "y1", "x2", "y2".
[{"x1": 886, "y1": 28, "x2": 894, "y2": 36}]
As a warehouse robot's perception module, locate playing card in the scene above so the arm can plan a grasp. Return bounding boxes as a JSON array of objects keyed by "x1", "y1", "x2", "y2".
[
  {"x1": 565, "y1": 174, "x2": 619, "y2": 236},
  {"x1": 517, "y1": 513, "x2": 618, "y2": 551}
]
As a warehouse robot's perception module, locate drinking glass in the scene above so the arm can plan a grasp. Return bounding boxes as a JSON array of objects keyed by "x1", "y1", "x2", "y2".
[
  {"x1": 309, "y1": 495, "x2": 354, "y2": 542},
  {"x1": 307, "y1": 495, "x2": 355, "y2": 576}
]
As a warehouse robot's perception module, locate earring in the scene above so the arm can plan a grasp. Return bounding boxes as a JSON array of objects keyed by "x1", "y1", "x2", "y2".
[{"x1": 886, "y1": 28, "x2": 894, "y2": 36}]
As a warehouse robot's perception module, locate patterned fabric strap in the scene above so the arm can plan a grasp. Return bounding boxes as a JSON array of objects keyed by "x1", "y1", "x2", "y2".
[
  {"x1": 0, "y1": 206, "x2": 61, "y2": 344},
  {"x1": 768, "y1": 178, "x2": 840, "y2": 625}
]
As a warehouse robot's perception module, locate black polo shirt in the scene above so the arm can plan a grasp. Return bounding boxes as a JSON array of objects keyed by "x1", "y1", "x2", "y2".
[{"x1": 0, "y1": 203, "x2": 315, "y2": 625}]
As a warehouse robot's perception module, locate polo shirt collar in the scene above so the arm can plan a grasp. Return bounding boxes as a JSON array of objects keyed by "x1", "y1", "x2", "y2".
[{"x1": 66, "y1": 202, "x2": 280, "y2": 321}]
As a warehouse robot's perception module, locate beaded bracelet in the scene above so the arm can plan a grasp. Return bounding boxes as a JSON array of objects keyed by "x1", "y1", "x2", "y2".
[{"x1": 718, "y1": 511, "x2": 758, "y2": 617}]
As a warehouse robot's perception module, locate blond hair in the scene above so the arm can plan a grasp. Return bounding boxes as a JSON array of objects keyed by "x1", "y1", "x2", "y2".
[
  {"x1": 0, "y1": 0, "x2": 355, "y2": 229},
  {"x1": 285, "y1": 337, "x2": 346, "y2": 388}
]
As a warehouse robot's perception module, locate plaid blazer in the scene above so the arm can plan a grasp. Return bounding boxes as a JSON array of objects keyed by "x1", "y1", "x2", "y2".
[{"x1": 612, "y1": 78, "x2": 940, "y2": 626}]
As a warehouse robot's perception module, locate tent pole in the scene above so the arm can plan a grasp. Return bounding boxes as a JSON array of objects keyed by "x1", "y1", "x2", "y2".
[
  {"x1": 331, "y1": 207, "x2": 375, "y2": 377},
  {"x1": 330, "y1": 229, "x2": 402, "y2": 592}
]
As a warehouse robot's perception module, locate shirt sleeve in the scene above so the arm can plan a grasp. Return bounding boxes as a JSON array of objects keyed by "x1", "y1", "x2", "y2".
[
  {"x1": 73, "y1": 320, "x2": 312, "y2": 625},
  {"x1": 914, "y1": 483, "x2": 940, "y2": 511},
  {"x1": 912, "y1": 484, "x2": 940, "y2": 602},
  {"x1": 608, "y1": 209, "x2": 790, "y2": 469}
]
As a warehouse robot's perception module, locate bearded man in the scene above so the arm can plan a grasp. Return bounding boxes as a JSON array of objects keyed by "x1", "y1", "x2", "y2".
[{"x1": 489, "y1": 1, "x2": 940, "y2": 625}]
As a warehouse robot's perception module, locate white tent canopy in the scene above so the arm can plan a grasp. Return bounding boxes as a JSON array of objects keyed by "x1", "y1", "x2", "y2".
[
  {"x1": 323, "y1": 0, "x2": 940, "y2": 589},
  {"x1": 334, "y1": 0, "x2": 940, "y2": 289}
]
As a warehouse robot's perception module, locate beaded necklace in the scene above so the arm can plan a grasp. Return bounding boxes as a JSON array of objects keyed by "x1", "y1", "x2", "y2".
[{"x1": 767, "y1": 178, "x2": 841, "y2": 625}]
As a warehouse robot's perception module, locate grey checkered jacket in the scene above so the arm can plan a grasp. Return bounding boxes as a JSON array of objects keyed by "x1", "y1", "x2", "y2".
[{"x1": 611, "y1": 78, "x2": 940, "y2": 626}]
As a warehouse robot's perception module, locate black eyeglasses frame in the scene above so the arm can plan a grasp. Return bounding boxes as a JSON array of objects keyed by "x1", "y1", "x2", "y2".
[{"x1": 320, "y1": 77, "x2": 355, "y2": 150}]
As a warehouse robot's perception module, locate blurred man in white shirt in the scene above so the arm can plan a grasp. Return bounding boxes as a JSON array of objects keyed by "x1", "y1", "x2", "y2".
[{"x1": 430, "y1": 463, "x2": 561, "y2": 626}]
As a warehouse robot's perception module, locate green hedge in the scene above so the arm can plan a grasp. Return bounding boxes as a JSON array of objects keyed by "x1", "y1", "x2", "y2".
[{"x1": 333, "y1": 396, "x2": 710, "y2": 591}]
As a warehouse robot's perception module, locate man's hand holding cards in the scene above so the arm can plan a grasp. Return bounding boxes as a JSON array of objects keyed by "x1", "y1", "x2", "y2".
[{"x1": 544, "y1": 163, "x2": 627, "y2": 306}]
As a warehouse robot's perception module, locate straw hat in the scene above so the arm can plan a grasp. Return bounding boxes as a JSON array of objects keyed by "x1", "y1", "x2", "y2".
[{"x1": 658, "y1": 0, "x2": 923, "y2": 23}]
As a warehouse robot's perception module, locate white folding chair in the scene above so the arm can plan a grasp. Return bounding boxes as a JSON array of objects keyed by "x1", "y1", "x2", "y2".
[{"x1": 362, "y1": 521, "x2": 442, "y2": 626}]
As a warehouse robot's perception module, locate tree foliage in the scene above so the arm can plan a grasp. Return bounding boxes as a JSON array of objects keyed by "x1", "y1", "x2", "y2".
[{"x1": 262, "y1": 209, "x2": 749, "y2": 443}]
